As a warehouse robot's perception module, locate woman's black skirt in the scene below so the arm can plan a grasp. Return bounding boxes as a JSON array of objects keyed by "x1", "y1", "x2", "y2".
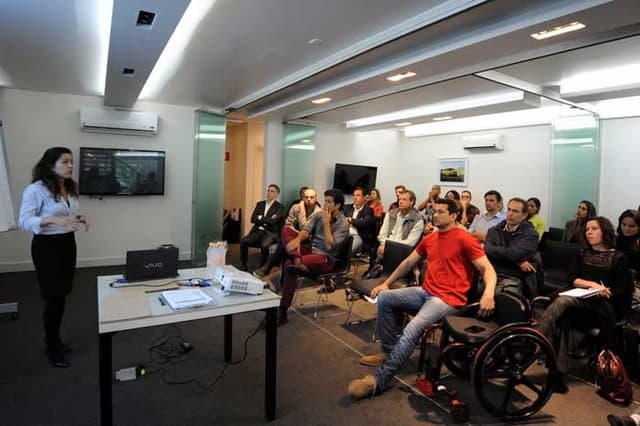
[{"x1": 31, "y1": 232, "x2": 77, "y2": 299}]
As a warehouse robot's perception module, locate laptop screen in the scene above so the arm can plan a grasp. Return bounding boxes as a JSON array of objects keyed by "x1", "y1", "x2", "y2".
[{"x1": 125, "y1": 248, "x2": 179, "y2": 281}]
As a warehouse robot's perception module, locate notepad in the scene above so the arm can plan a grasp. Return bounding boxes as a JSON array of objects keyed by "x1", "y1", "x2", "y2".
[
  {"x1": 161, "y1": 289, "x2": 213, "y2": 310},
  {"x1": 558, "y1": 287, "x2": 601, "y2": 298}
]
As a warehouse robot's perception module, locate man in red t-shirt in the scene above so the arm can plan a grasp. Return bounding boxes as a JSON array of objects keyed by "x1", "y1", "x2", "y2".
[{"x1": 348, "y1": 198, "x2": 496, "y2": 399}]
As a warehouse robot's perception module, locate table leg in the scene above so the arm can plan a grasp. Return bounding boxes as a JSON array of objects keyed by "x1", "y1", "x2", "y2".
[
  {"x1": 265, "y1": 307, "x2": 277, "y2": 421},
  {"x1": 99, "y1": 332, "x2": 113, "y2": 426},
  {"x1": 224, "y1": 314, "x2": 232, "y2": 362}
]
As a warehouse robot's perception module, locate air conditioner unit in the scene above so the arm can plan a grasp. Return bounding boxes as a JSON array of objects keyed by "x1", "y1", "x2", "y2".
[
  {"x1": 80, "y1": 108, "x2": 158, "y2": 136},
  {"x1": 463, "y1": 134, "x2": 504, "y2": 150}
]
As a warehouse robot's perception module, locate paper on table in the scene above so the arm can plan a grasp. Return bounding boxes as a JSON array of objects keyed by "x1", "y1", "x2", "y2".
[
  {"x1": 558, "y1": 287, "x2": 601, "y2": 298},
  {"x1": 364, "y1": 295, "x2": 378, "y2": 304},
  {"x1": 161, "y1": 289, "x2": 214, "y2": 310}
]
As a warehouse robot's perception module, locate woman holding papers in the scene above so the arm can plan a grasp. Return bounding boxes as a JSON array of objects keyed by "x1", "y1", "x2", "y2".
[
  {"x1": 18, "y1": 147, "x2": 90, "y2": 368},
  {"x1": 537, "y1": 216, "x2": 632, "y2": 393}
]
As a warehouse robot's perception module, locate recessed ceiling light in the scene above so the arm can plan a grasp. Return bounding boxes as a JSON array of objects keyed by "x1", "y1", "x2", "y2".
[
  {"x1": 395, "y1": 122, "x2": 412, "y2": 126},
  {"x1": 530, "y1": 21, "x2": 585, "y2": 40},
  {"x1": 312, "y1": 97, "x2": 332, "y2": 104},
  {"x1": 136, "y1": 10, "x2": 156, "y2": 27},
  {"x1": 386, "y1": 71, "x2": 416, "y2": 82},
  {"x1": 432, "y1": 116, "x2": 453, "y2": 121}
]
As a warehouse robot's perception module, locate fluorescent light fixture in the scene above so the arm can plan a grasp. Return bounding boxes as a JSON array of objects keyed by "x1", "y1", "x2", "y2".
[
  {"x1": 530, "y1": 21, "x2": 585, "y2": 40},
  {"x1": 301, "y1": 139, "x2": 311, "y2": 143},
  {"x1": 432, "y1": 116, "x2": 452, "y2": 121},
  {"x1": 312, "y1": 97, "x2": 332, "y2": 105},
  {"x1": 114, "y1": 151, "x2": 163, "y2": 157},
  {"x1": 560, "y1": 63, "x2": 640, "y2": 95},
  {"x1": 346, "y1": 91, "x2": 523, "y2": 128},
  {"x1": 404, "y1": 106, "x2": 561, "y2": 137},
  {"x1": 395, "y1": 122, "x2": 412, "y2": 126},
  {"x1": 140, "y1": 0, "x2": 217, "y2": 99},
  {"x1": 95, "y1": 0, "x2": 114, "y2": 95},
  {"x1": 386, "y1": 71, "x2": 416, "y2": 82},
  {"x1": 286, "y1": 144, "x2": 315, "y2": 151}
]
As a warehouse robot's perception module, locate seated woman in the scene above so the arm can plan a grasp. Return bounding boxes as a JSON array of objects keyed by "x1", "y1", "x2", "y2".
[
  {"x1": 537, "y1": 216, "x2": 632, "y2": 393},
  {"x1": 444, "y1": 189, "x2": 460, "y2": 201},
  {"x1": 616, "y1": 209, "x2": 640, "y2": 275},
  {"x1": 562, "y1": 200, "x2": 596, "y2": 245},
  {"x1": 367, "y1": 188, "x2": 384, "y2": 219},
  {"x1": 527, "y1": 197, "x2": 546, "y2": 240}
]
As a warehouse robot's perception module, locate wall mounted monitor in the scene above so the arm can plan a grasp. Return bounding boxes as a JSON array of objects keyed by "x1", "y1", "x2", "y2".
[
  {"x1": 332, "y1": 163, "x2": 377, "y2": 194},
  {"x1": 78, "y1": 147, "x2": 165, "y2": 195}
]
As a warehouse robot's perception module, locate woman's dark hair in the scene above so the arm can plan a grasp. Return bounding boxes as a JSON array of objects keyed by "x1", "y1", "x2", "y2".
[
  {"x1": 32, "y1": 147, "x2": 77, "y2": 199},
  {"x1": 445, "y1": 190, "x2": 460, "y2": 200},
  {"x1": 578, "y1": 200, "x2": 597, "y2": 222},
  {"x1": 527, "y1": 197, "x2": 541, "y2": 212},
  {"x1": 586, "y1": 216, "x2": 616, "y2": 249},
  {"x1": 617, "y1": 209, "x2": 640, "y2": 235},
  {"x1": 370, "y1": 188, "x2": 381, "y2": 202}
]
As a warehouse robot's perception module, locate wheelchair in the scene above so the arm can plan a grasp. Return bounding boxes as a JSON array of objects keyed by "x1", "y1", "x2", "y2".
[{"x1": 414, "y1": 291, "x2": 558, "y2": 422}]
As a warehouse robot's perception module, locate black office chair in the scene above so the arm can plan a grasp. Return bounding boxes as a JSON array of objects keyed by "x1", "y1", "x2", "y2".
[
  {"x1": 344, "y1": 240, "x2": 415, "y2": 325},
  {"x1": 292, "y1": 236, "x2": 354, "y2": 319}
]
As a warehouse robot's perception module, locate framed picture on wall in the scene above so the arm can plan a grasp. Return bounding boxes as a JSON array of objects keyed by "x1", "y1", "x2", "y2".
[{"x1": 438, "y1": 157, "x2": 468, "y2": 186}]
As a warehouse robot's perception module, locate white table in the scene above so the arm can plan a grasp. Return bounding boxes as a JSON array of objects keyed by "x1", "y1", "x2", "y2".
[{"x1": 97, "y1": 268, "x2": 281, "y2": 425}]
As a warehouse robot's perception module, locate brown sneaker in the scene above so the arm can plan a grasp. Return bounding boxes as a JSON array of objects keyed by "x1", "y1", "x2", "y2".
[
  {"x1": 359, "y1": 352, "x2": 388, "y2": 367},
  {"x1": 348, "y1": 374, "x2": 377, "y2": 399}
]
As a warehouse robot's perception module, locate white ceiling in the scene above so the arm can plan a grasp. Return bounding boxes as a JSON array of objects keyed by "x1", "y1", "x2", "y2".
[{"x1": 1, "y1": 0, "x2": 640, "y2": 127}]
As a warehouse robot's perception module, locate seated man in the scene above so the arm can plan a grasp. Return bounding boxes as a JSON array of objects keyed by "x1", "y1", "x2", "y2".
[
  {"x1": 239, "y1": 184, "x2": 285, "y2": 271},
  {"x1": 348, "y1": 198, "x2": 497, "y2": 399},
  {"x1": 469, "y1": 189, "x2": 503, "y2": 243},
  {"x1": 253, "y1": 187, "x2": 322, "y2": 278},
  {"x1": 366, "y1": 189, "x2": 423, "y2": 278},
  {"x1": 343, "y1": 187, "x2": 376, "y2": 255},
  {"x1": 484, "y1": 197, "x2": 541, "y2": 298},
  {"x1": 278, "y1": 189, "x2": 350, "y2": 325}
]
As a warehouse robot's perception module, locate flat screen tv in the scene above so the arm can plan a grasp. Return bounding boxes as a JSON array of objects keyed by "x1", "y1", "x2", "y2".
[
  {"x1": 332, "y1": 163, "x2": 377, "y2": 194},
  {"x1": 78, "y1": 147, "x2": 165, "y2": 195}
]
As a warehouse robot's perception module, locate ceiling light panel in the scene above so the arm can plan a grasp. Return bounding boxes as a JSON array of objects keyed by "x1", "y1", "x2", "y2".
[
  {"x1": 386, "y1": 71, "x2": 416, "y2": 82},
  {"x1": 312, "y1": 97, "x2": 332, "y2": 104},
  {"x1": 530, "y1": 21, "x2": 585, "y2": 40}
]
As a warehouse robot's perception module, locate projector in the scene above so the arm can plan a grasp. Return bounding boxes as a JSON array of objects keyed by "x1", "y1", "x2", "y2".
[{"x1": 212, "y1": 265, "x2": 264, "y2": 295}]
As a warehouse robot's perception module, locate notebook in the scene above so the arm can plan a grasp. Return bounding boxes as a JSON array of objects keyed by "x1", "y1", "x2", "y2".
[{"x1": 125, "y1": 247, "x2": 179, "y2": 282}]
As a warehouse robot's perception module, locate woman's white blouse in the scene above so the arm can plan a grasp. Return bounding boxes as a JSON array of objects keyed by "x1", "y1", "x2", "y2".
[{"x1": 19, "y1": 181, "x2": 80, "y2": 235}]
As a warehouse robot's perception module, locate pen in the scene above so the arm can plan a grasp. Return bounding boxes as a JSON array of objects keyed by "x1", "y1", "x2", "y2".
[
  {"x1": 158, "y1": 297, "x2": 165, "y2": 306},
  {"x1": 145, "y1": 287, "x2": 180, "y2": 293}
]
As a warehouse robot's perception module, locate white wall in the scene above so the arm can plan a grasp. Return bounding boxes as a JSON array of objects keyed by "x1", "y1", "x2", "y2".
[
  {"x1": 0, "y1": 88, "x2": 196, "y2": 272},
  {"x1": 314, "y1": 123, "x2": 552, "y2": 223},
  {"x1": 599, "y1": 117, "x2": 640, "y2": 222}
]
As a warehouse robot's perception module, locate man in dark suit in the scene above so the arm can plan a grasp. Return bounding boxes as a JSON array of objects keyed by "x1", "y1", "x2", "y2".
[
  {"x1": 343, "y1": 187, "x2": 376, "y2": 255},
  {"x1": 240, "y1": 184, "x2": 285, "y2": 271}
]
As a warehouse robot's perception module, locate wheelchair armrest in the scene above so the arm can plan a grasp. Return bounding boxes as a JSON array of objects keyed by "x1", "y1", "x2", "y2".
[
  {"x1": 453, "y1": 302, "x2": 482, "y2": 318},
  {"x1": 531, "y1": 296, "x2": 551, "y2": 310}
]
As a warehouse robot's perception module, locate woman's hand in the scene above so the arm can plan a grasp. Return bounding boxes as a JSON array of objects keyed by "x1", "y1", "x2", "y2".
[
  {"x1": 77, "y1": 215, "x2": 90, "y2": 231},
  {"x1": 596, "y1": 282, "x2": 612, "y2": 298},
  {"x1": 54, "y1": 216, "x2": 81, "y2": 230}
]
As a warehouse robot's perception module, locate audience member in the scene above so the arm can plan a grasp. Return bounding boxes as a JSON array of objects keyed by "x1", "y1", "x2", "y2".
[
  {"x1": 344, "y1": 187, "x2": 376, "y2": 254},
  {"x1": 417, "y1": 184, "x2": 441, "y2": 224},
  {"x1": 537, "y1": 216, "x2": 632, "y2": 393},
  {"x1": 239, "y1": 184, "x2": 285, "y2": 271},
  {"x1": 562, "y1": 200, "x2": 596, "y2": 245},
  {"x1": 278, "y1": 189, "x2": 349, "y2": 325},
  {"x1": 615, "y1": 209, "x2": 640, "y2": 275},
  {"x1": 253, "y1": 188, "x2": 321, "y2": 278},
  {"x1": 388, "y1": 185, "x2": 406, "y2": 211},
  {"x1": 444, "y1": 190, "x2": 460, "y2": 200},
  {"x1": 527, "y1": 197, "x2": 546, "y2": 240},
  {"x1": 468, "y1": 190, "x2": 503, "y2": 243},
  {"x1": 485, "y1": 198, "x2": 541, "y2": 298},
  {"x1": 347, "y1": 198, "x2": 496, "y2": 399},
  {"x1": 367, "y1": 188, "x2": 384, "y2": 218},
  {"x1": 367, "y1": 190, "x2": 424, "y2": 277},
  {"x1": 460, "y1": 190, "x2": 480, "y2": 228}
]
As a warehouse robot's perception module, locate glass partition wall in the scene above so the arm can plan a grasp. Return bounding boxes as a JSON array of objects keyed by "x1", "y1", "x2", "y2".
[
  {"x1": 191, "y1": 111, "x2": 226, "y2": 265},
  {"x1": 282, "y1": 123, "x2": 316, "y2": 207}
]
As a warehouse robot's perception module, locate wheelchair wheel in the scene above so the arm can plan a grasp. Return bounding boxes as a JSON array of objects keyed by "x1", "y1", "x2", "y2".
[
  {"x1": 471, "y1": 327, "x2": 556, "y2": 420},
  {"x1": 441, "y1": 329, "x2": 473, "y2": 378}
]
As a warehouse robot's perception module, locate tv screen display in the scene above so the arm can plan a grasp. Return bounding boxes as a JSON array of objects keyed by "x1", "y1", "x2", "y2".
[
  {"x1": 79, "y1": 147, "x2": 165, "y2": 195},
  {"x1": 332, "y1": 163, "x2": 377, "y2": 195}
]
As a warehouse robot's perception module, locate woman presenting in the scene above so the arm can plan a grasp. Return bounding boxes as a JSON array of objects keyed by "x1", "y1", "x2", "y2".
[{"x1": 19, "y1": 147, "x2": 89, "y2": 368}]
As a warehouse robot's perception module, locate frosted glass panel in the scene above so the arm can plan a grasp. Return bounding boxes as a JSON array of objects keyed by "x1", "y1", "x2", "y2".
[
  {"x1": 191, "y1": 112, "x2": 226, "y2": 264},
  {"x1": 282, "y1": 124, "x2": 315, "y2": 207},
  {"x1": 549, "y1": 115, "x2": 599, "y2": 228}
]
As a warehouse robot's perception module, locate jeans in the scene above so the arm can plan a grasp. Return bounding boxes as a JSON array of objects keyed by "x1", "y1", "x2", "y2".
[{"x1": 374, "y1": 286, "x2": 456, "y2": 390}]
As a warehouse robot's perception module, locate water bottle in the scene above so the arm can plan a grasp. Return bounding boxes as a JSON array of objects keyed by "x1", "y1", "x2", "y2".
[{"x1": 207, "y1": 241, "x2": 228, "y2": 278}]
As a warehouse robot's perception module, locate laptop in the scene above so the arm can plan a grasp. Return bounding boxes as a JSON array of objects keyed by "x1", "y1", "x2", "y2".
[{"x1": 125, "y1": 247, "x2": 179, "y2": 281}]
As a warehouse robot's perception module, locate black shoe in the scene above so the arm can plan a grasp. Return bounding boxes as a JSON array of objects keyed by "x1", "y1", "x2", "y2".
[
  {"x1": 286, "y1": 259, "x2": 310, "y2": 275},
  {"x1": 45, "y1": 347, "x2": 70, "y2": 368},
  {"x1": 607, "y1": 414, "x2": 637, "y2": 426}
]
